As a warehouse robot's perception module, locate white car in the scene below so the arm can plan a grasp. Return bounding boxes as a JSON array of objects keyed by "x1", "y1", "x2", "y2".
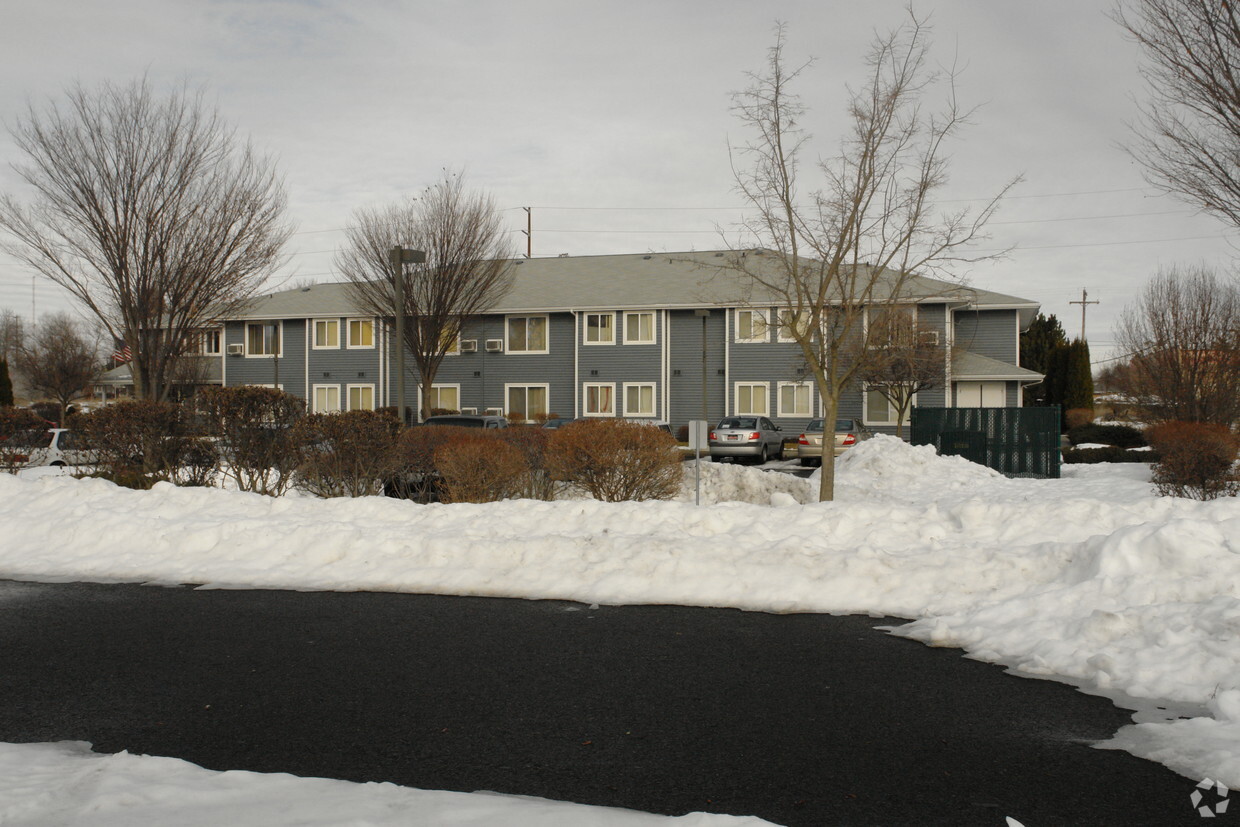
[{"x1": 9, "y1": 428, "x2": 92, "y2": 467}]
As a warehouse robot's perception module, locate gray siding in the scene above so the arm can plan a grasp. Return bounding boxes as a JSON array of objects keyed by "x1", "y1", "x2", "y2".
[
  {"x1": 668, "y1": 309, "x2": 728, "y2": 428},
  {"x1": 953, "y1": 309, "x2": 1017, "y2": 363},
  {"x1": 223, "y1": 319, "x2": 309, "y2": 399}
]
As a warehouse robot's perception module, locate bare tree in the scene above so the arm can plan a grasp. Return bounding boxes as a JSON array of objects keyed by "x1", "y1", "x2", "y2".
[
  {"x1": 0, "y1": 77, "x2": 293, "y2": 401},
  {"x1": 854, "y1": 310, "x2": 946, "y2": 438},
  {"x1": 0, "y1": 309, "x2": 24, "y2": 361},
  {"x1": 724, "y1": 16, "x2": 1017, "y2": 501},
  {"x1": 1114, "y1": 0, "x2": 1240, "y2": 227},
  {"x1": 14, "y1": 312, "x2": 101, "y2": 424},
  {"x1": 338, "y1": 172, "x2": 515, "y2": 422},
  {"x1": 1113, "y1": 264, "x2": 1240, "y2": 425}
]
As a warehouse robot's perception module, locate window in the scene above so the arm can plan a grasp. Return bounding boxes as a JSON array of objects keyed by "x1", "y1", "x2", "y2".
[
  {"x1": 440, "y1": 328, "x2": 460, "y2": 355},
  {"x1": 347, "y1": 318, "x2": 374, "y2": 349},
  {"x1": 313, "y1": 319, "x2": 340, "y2": 349},
  {"x1": 778, "y1": 382, "x2": 812, "y2": 417},
  {"x1": 584, "y1": 313, "x2": 615, "y2": 345},
  {"x1": 312, "y1": 385, "x2": 341, "y2": 413},
  {"x1": 734, "y1": 382, "x2": 769, "y2": 416},
  {"x1": 583, "y1": 383, "x2": 616, "y2": 416},
  {"x1": 777, "y1": 309, "x2": 809, "y2": 343},
  {"x1": 245, "y1": 322, "x2": 281, "y2": 356},
  {"x1": 200, "y1": 329, "x2": 221, "y2": 355},
  {"x1": 425, "y1": 384, "x2": 460, "y2": 413},
  {"x1": 623, "y1": 312, "x2": 655, "y2": 345},
  {"x1": 347, "y1": 384, "x2": 375, "y2": 411},
  {"x1": 507, "y1": 315, "x2": 548, "y2": 353},
  {"x1": 955, "y1": 381, "x2": 1005, "y2": 408},
  {"x1": 623, "y1": 383, "x2": 656, "y2": 417},
  {"x1": 864, "y1": 388, "x2": 916, "y2": 426},
  {"x1": 866, "y1": 305, "x2": 917, "y2": 347},
  {"x1": 735, "y1": 309, "x2": 769, "y2": 343},
  {"x1": 506, "y1": 384, "x2": 548, "y2": 421}
]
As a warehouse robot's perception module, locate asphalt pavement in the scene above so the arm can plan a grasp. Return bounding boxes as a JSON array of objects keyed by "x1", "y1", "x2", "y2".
[{"x1": 0, "y1": 579, "x2": 1216, "y2": 826}]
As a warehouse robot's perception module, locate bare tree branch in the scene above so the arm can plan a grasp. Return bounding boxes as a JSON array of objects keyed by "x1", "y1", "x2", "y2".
[
  {"x1": 0, "y1": 77, "x2": 293, "y2": 400},
  {"x1": 13, "y1": 311, "x2": 102, "y2": 424},
  {"x1": 338, "y1": 171, "x2": 515, "y2": 421}
]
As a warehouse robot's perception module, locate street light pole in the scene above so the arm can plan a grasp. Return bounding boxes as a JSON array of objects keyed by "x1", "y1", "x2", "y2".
[{"x1": 389, "y1": 246, "x2": 427, "y2": 427}]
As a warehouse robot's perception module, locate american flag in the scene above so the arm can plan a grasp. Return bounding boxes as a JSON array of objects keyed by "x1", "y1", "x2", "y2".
[{"x1": 112, "y1": 341, "x2": 132, "y2": 364}]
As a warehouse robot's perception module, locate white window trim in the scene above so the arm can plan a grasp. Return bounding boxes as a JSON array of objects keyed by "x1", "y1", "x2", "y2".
[
  {"x1": 503, "y1": 383, "x2": 550, "y2": 421},
  {"x1": 583, "y1": 382, "x2": 617, "y2": 416},
  {"x1": 346, "y1": 317, "x2": 376, "y2": 350},
  {"x1": 441, "y1": 331, "x2": 461, "y2": 356},
  {"x1": 954, "y1": 381, "x2": 1005, "y2": 408},
  {"x1": 864, "y1": 304, "x2": 918, "y2": 347},
  {"x1": 733, "y1": 381, "x2": 770, "y2": 416},
  {"x1": 622, "y1": 311, "x2": 656, "y2": 345},
  {"x1": 777, "y1": 381, "x2": 813, "y2": 417},
  {"x1": 312, "y1": 318, "x2": 341, "y2": 350},
  {"x1": 244, "y1": 322, "x2": 283, "y2": 358},
  {"x1": 311, "y1": 384, "x2": 342, "y2": 413},
  {"x1": 776, "y1": 309, "x2": 807, "y2": 343},
  {"x1": 420, "y1": 383, "x2": 461, "y2": 413},
  {"x1": 505, "y1": 315, "x2": 550, "y2": 355},
  {"x1": 200, "y1": 329, "x2": 222, "y2": 355},
  {"x1": 583, "y1": 312, "x2": 616, "y2": 346},
  {"x1": 622, "y1": 382, "x2": 657, "y2": 417},
  {"x1": 735, "y1": 308, "x2": 770, "y2": 343},
  {"x1": 346, "y1": 383, "x2": 376, "y2": 411}
]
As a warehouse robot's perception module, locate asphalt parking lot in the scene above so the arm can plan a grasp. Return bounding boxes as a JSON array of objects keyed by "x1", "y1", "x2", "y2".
[{"x1": 0, "y1": 580, "x2": 1212, "y2": 826}]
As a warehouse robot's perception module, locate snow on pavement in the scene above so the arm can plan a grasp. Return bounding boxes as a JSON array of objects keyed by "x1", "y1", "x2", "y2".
[{"x1": 1, "y1": 435, "x2": 1237, "y2": 816}]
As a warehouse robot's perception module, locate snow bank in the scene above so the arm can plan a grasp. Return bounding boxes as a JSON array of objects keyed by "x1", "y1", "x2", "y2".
[
  {"x1": 0, "y1": 741, "x2": 777, "y2": 827},
  {"x1": 2, "y1": 435, "x2": 1238, "y2": 788}
]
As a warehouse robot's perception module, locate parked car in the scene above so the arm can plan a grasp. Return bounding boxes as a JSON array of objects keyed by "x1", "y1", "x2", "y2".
[
  {"x1": 6, "y1": 428, "x2": 93, "y2": 467},
  {"x1": 796, "y1": 418, "x2": 874, "y2": 466},
  {"x1": 422, "y1": 414, "x2": 509, "y2": 429},
  {"x1": 708, "y1": 416, "x2": 783, "y2": 464}
]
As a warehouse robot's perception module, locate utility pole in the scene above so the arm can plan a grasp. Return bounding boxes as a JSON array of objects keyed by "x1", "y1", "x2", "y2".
[
  {"x1": 389, "y1": 246, "x2": 427, "y2": 426},
  {"x1": 1069, "y1": 289, "x2": 1099, "y2": 341},
  {"x1": 521, "y1": 207, "x2": 532, "y2": 258}
]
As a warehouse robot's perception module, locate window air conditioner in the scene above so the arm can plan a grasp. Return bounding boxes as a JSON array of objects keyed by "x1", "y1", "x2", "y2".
[
  {"x1": 460, "y1": 339, "x2": 478, "y2": 353},
  {"x1": 227, "y1": 344, "x2": 244, "y2": 356},
  {"x1": 485, "y1": 339, "x2": 504, "y2": 352}
]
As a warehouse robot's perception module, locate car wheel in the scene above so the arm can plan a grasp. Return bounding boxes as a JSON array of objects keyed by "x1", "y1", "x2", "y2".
[
  {"x1": 798, "y1": 457, "x2": 812, "y2": 467},
  {"x1": 757, "y1": 445, "x2": 768, "y2": 465}
]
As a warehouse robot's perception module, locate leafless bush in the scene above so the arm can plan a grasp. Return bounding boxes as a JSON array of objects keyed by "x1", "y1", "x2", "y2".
[
  {"x1": 435, "y1": 434, "x2": 530, "y2": 503},
  {"x1": 198, "y1": 386, "x2": 304, "y2": 496},
  {"x1": 292, "y1": 410, "x2": 401, "y2": 498},
  {"x1": 1146, "y1": 421, "x2": 1239, "y2": 500},
  {"x1": 0, "y1": 405, "x2": 50, "y2": 474},
  {"x1": 547, "y1": 419, "x2": 682, "y2": 502},
  {"x1": 77, "y1": 400, "x2": 189, "y2": 488}
]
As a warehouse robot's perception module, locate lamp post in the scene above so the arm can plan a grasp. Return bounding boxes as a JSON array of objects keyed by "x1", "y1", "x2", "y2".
[{"x1": 389, "y1": 246, "x2": 427, "y2": 427}]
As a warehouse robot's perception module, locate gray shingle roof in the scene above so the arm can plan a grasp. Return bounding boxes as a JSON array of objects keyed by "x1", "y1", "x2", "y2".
[
  {"x1": 233, "y1": 251, "x2": 1039, "y2": 320},
  {"x1": 952, "y1": 351, "x2": 1043, "y2": 382}
]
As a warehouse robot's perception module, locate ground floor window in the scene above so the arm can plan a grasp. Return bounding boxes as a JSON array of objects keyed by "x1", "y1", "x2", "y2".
[
  {"x1": 506, "y1": 384, "x2": 548, "y2": 422},
  {"x1": 347, "y1": 384, "x2": 375, "y2": 411},
  {"x1": 584, "y1": 383, "x2": 615, "y2": 416},
  {"x1": 425, "y1": 384, "x2": 460, "y2": 413},
  {"x1": 312, "y1": 384, "x2": 341, "y2": 413},
  {"x1": 863, "y1": 388, "x2": 916, "y2": 426},
  {"x1": 734, "y1": 382, "x2": 769, "y2": 416},
  {"x1": 623, "y1": 383, "x2": 656, "y2": 417},
  {"x1": 777, "y1": 381, "x2": 812, "y2": 417},
  {"x1": 955, "y1": 381, "x2": 1006, "y2": 408}
]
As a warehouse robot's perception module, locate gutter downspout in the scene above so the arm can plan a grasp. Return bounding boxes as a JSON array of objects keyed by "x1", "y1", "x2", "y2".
[{"x1": 571, "y1": 310, "x2": 579, "y2": 419}]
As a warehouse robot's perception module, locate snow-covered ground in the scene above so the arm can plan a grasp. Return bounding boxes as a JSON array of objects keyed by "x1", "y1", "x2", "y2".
[{"x1": 1, "y1": 435, "x2": 1237, "y2": 824}]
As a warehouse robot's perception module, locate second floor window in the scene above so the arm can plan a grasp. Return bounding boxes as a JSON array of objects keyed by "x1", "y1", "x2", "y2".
[
  {"x1": 624, "y1": 312, "x2": 655, "y2": 344},
  {"x1": 314, "y1": 319, "x2": 340, "y2": 348},
  {"x1": 584, "y1": 312, "x2": 615, "y2": 345},
  {"x1": 200, "y1": 329, "x2": 221, "y2": 355},
  {"x1": 736, "y1": 309, "x2": 769, "y2": 343},
  {"x1": 507, "y1": 315, "x2": 548, "y2": 353},
  {"x1": 348, "y1": 318, "x2": 374, "y2": 349},
  {"x1": 246, "y1": 323, "x2": 280, "y2": 356}
]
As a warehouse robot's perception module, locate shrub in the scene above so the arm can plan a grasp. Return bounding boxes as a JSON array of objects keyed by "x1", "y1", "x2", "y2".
[
  {"x1": 1064, "y1": 407, "x2": 1096, "y2": 430},
  {"x1": 429, "y1": 407, "x2": 460, "y2": 417},
  {"x1": 1146, "y1": 421, "x2": 1239, "y2": 500},
  {"x1": 1067, "y1": 422, "x2": 1147, "y2": 449},
  {"x1": 1062, "y1": 445, "x2": 1157, "y2": 464},
  {"x1": 0, "y1": 406, "x2": 52, "y2": 474},
  {"x1": 292, "y1": 410, "x2": 401, "y2": 498},
  {"x1": 546, "y1": 419, "x2": 682, "y2": 502},
  {"x1": 498, "y1": 426, "x2": 556, "y2": 500},
  {"x1": 387, "y1": 425, "x2": 465, "y2": 502},
  {"x1": 435, "y1": 433, "x2": 530, "y2": 503},
  {"x1": 198, "y1": 386, "x2": 305, "y2": 496},
  {"x1": 77, "y1": 400, "x2": 190, "y2": 488}
]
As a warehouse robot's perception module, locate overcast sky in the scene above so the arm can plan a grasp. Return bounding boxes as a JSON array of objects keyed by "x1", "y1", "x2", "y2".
[{"x1": 2, "y1": 0, "x2": 1236, "y2": 363}]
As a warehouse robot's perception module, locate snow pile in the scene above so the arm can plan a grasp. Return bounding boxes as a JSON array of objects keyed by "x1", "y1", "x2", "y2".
[
  {"x1": 2, "y1": 435, "x2": 1238, "y2": 790},
  {"x1": 0, "y1": 741, "x2": 777, "y2": 827}
]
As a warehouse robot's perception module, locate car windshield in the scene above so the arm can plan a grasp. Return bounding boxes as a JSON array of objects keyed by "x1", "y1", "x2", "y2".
[
  {"x1": 834, "y1": 419, "x2": 858, "y2": 432},
  {"x1": 717, "y1": 417, "x2": 758, "y2": 429},
  {"x1": 424, "y1": 417, "x2": 484, "y2": 428}
]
